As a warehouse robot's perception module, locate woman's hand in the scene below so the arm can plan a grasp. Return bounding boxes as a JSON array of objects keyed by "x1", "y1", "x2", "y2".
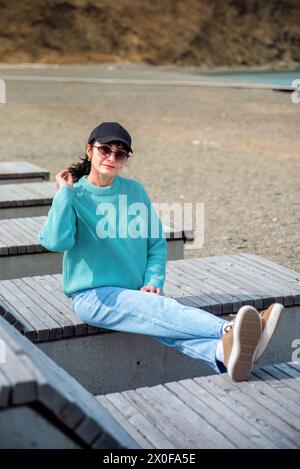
[
  {"x1": 56, "y1": 169, "x2": 74, "y2": 189},
  {"x1": 140, "y1": 286, "x2": 162, "y2": 295}
]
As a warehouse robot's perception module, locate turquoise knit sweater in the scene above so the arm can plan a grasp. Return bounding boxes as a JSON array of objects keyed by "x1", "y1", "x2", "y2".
[{"x1": 38, "y1": 175, "x2": 167, "y2": 297}]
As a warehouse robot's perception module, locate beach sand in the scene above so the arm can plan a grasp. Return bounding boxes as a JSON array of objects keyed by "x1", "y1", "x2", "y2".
[{"x1": 0, "y1": 64, "x2": 299, "y2": 271}]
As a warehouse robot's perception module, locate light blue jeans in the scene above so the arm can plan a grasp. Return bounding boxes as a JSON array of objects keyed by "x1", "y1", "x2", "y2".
[{"x1": 71, "y1": 286, "x2": 227, "y2": 373}]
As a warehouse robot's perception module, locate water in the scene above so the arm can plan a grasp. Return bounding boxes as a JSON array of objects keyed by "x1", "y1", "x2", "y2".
[{"x1": 205, "y1": 70, "x2": 300, "y2": 88}]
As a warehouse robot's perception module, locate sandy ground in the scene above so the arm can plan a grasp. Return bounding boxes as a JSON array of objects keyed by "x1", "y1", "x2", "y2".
[{"x1": 0, "y1": 63, "x2": 299, "y2": 272}]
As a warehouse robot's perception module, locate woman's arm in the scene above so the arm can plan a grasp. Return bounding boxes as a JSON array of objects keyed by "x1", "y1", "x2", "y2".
[
  {"x1": 38, "y1": 169, "x2": 77, "y2": 252},
  {"x1": 141, "y1": 187, "x2": 167, "y2": 293}
]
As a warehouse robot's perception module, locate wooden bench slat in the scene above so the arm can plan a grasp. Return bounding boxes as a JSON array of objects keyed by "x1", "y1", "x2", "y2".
[
  {"x1": 102, "y1": 392, "x2": 176, "y2": 449},
  {"x1": 169, "y1": 261, "x2": 237, "y2": 313},
  {"x1": 217, "y1": 372, "x2": 300, "y2": 447},
  {"x1": 0, "y1": 281, "x2": 50, "y2": 341},
  {"x1": 20, "y1": 277, "x2": 76, "y2": 339},
  {"x1": 0, "y1": 162, "x2": 49, "y2": 180},
  {"x1": 220, "y1": 255, "x2": 296, "y2": 306},
  {"x1": 0, "y1": 316, "x2": 137, "y2": 448},
  {"x1": 194, "y1": 375, "x2": 282, "y2": 448},
  {"x1": 1, "y1": 345, "x2": 37, "y2": 405},
  {"x1": 164, "y1": 380, "x2": 255, "y2": 448},
  {"x1": 96, "y1": 395, "x2": 155, "y2": 449},
  {"x1": 181, "y1": 257, "x2": 262, "y2": 309},
  {"x1": 8, "y1": 278, "x2": 64, "y2": 340},
  {"x1": 191, "y1": 257, "x2": 268, "y2": 309},
  {"x1": 250, "y1": 367, "x2": 300, "y2": 416}
]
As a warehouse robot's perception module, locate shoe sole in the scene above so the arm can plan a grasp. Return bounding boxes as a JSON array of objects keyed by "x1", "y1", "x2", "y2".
[
  {"x1": 227, "y1": 306, "x2": 261, "y2": 382},
  {"x1": 254, "y1": 303, "x2": 285, "y2": 363}
]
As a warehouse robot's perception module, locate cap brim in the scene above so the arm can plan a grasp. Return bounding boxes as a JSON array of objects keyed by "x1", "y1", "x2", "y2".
[{"x1": 93, "y1": 135, "x2": 133, "y2": 152}]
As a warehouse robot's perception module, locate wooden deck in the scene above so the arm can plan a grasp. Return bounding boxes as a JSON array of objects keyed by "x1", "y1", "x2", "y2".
[
  {"x1": 98, "y1": 361, "x2": 300, "y2": 448},
  {"x1": 0, "y1": 161, "x2": 50, "y2": 184},
  {"x1": 0, "y1": 216, "x2": 193, "y2": 280},
  {"x1": 1, "y1": 314, "x2": 300, "y2": 449},
  {"x1": 0, "y1": 316, "x2": 138, "y2": 449},
  {"x1": 0, "y1": 181, "x2": 55, "y2": 219},
  {"x1": 0, "y1": 253, "x2": 298, "y2": 343}
]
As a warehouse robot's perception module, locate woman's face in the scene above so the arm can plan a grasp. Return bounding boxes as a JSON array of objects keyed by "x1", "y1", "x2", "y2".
[{"x1": 87, "y1": 140, "x2": 128, "y2": 180}]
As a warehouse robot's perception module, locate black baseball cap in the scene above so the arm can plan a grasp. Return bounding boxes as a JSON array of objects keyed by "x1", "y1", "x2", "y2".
[{"x1": 88, "y1": 122, "x2": 133, "y2": 152}]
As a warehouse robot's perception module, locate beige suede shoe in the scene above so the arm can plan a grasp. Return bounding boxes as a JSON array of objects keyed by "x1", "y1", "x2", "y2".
[
  {"x1": 223, "y1": 305, "x2": 262, "y2": 382},
  {"x1": 254, "y1": 303, "x2": 285, "y2": 363}
]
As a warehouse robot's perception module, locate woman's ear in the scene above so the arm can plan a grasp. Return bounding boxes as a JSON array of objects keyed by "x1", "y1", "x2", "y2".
[{"x1": 86, "y1": 143, "x2": 92, "y2": 160}]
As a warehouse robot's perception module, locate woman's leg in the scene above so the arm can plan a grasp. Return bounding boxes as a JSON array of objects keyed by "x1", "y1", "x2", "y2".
[{"x1": 72, "y1": 286, "x2": 227, "y2": 373}]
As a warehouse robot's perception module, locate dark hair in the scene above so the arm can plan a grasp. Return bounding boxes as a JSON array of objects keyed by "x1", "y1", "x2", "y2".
[{"x1": 68, "y1": 139, "x2": 131, "y2": 183}]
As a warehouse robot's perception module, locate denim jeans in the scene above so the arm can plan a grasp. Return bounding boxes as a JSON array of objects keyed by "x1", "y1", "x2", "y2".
[{"x1": 71, "y1": 286, "x2": 227, "y2": 374}]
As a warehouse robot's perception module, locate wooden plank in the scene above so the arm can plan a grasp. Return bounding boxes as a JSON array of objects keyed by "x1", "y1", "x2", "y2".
[
  {"x1": 191, "y1": 257, "x2": 268, "y2": 309},
  {"x1": 32, "y1": 276, "x2": 87, "y2": 336},
  {"x1": 0, "y1": 287, "x2": 38, "y2": 340},
  {"x1": 172, "y1": 259, "x2": 245, "y2": 309},
  {"x1": 193, "y1": 375, "x2": 279, "y2": 448},
  {"x1": 0, "y1": 369, "x2": 11, "y2": 408},
  {"x1": 251, "y1": 367, "x2": 300, "y2": 410},
  {"x1": 0, "y1": 317, "x2": 138, "y2": 449},
  {"x1": 0, "y1": 218, "x2": 37, "y2": 254},
  {"x1": 0, "y1": 345, "x2": 37, "y2": 404},
  {"x1": 0, "y1": 182, "x2": 55, "y2": 208},
  {"x1": 238, "y1": 254, "x2": 300, "y2": 304},
  {"x1": 11, "y1": 218, "x2": 41, "y2": 253},
  {"x1": 164, "y1": 381, "x2": 255, "y2": 448},
  {"x1": 181, "y1": 257, "x2": 256, "y2": 312},
  {"x1": 97, "y1": 395, "x2": 154, "y2": 449},
  {"x1": 0, "y1": 225, "x2": 24, "y2": 254},
  {"x1": 221, "y1": 255, "x2": 295, "y2": 306},
  {"x1": 170, "y1": 261, "x2": 236, "y2": 313},
  {"x1": 21, "y1": 277, "x2": 76, "y2": 339},
  {"x1": 179, "y1": 377, "x2": 266, "y2": 448},
  {"x1": 0, "y1": 280, "x2": 50, "y2": 341},
  {"x1": 8, "y1": 278, "x2": 64, "y2": 341},
  {"x1": 206, "y1": 256, "x2": 278, "y2": 306},
  {"x1": 168, "y1": 262, "x2": 229, "y2": 306},
  {"x1": 0, "y1": 162, "x2": 50, "y2": 180},
  {"x1": 104, "y1": 392, "x2": 176, "y2": 449},
  {"x1": 124, "y1": 385, "x2": 217, "y2": 448},
  {"x1": 74, "y1": 416, "x2": 102, "y2": 445},
  {"x1": 241, "y1": 253, "x2": 300, "y2": 281},
  {"x1": 209, "y1": 374, "x2": 298, "y2": 448}
]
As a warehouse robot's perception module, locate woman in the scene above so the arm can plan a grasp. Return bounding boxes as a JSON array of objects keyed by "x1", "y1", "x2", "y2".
[{"x1": 38, "y1": 121, "x2": 284, "y2": 382}]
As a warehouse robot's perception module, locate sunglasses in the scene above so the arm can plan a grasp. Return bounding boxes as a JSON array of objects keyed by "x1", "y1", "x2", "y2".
[{"x1": 93, "y1": 144, "x2": 129, "y2": 162}]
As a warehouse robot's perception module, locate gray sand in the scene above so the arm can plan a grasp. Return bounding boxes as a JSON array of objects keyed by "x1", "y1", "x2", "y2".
[{"x1": 0, "y1": 64, "x2": 299, "y2": 271}]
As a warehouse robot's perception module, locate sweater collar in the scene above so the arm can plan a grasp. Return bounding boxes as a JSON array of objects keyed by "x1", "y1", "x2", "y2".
[{"x1": 79, "y1": 174, "x2": 120, "y2": 195}]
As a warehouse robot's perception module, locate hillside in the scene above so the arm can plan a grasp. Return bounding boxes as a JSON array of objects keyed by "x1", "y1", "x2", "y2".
[{"x1": 0, "y1": 0, "x2": 299, "y2": 67}]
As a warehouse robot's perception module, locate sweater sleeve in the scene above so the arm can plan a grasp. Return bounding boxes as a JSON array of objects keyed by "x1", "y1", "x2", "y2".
[
  {"x1": 142, "y1": 187, "x2": 167, "y2": 290},
  {"x1": 38, "y1": 185, "x2": 76, "y2": 252}
]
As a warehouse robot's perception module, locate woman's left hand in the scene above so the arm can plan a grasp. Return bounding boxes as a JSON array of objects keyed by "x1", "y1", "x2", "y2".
[{"x1": 140, "y1": 286, "x2": 161, "y2": 295}]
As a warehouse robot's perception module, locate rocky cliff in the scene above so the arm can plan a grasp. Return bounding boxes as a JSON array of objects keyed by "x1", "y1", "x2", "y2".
[{"x1": 0, "y1": 0, "x2": 299, "y2": 67}]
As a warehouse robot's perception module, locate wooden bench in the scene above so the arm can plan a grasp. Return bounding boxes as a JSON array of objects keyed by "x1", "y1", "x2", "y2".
[
  {"x1": 0, "y1": 162, "x2": 50, "y2": 184},
  {"x1": 0, "y1": 216, "x2": 193, "y2": 280},
  {"x1": 0, "y1": 181, "x2": 55, "y2": 219},
  {"x1": 0, "y1": 253, "x2": 299, "y2": 395},
  {"x1": 1, "y1": 316, "x2": 300, "y2": 448},
  {"x1": 0, "y1": 316, "x2": 138, "y2": 449},
  {"x1": 99, "y1": 361, "x2": 300, "y2": 449}
]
